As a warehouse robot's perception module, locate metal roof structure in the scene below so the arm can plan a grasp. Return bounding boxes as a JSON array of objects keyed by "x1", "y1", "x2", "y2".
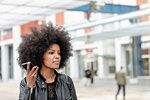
[
  {"x1": 68, "y1": 8, "x2": 150, "y2": 41},
  {"x1": 0, "y1": 0, "x2": 89, "y2": 30},
  {"x1": 71, "y1": 21, "x2": 150, "y2": 42},
  {"x1": 0, "y1": 0, "x2": 150, "y2": 42}
]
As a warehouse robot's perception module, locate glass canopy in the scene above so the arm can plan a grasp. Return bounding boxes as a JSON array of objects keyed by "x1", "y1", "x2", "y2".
[{"x1": 0, "y1": 0, "x2": 89, "y2": 30}]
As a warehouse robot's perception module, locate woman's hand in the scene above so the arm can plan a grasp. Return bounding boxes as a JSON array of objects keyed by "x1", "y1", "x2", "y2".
[{"x1": 25, "y1": 62, "x2": 39, "y2": 88}]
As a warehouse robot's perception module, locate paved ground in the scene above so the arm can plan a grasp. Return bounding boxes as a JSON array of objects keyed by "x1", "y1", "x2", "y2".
[
  {"x1": 75, "y1": 78, "x2": 150, "y2": 100},
  {"x1": 0, "y1": 79, "x2": 150, "y2": 100}
]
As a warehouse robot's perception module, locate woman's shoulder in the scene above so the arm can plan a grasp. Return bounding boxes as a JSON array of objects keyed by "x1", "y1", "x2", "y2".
[
  {"x1": 57, "y1": 73, "x2": 68, "y2": 79},
  {"x1": 57, "y1": 73, "x2": 73, "y2": 83}
]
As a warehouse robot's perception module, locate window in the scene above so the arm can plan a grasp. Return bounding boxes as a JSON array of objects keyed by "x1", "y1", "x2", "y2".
[{"x1": 3, "y1": 28, "x2": 12, "y2": 36}]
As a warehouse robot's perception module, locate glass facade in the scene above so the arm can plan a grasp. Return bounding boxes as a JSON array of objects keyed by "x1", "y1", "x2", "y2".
[
  {"x1": 0, "y1": 47, "x2": 1, "y2": 80},
  {"x1": 8, "y1": 45, "x2": 13, "y2": 79},
  {"x1": 142, "y1": 49, "x2": 150, "y2": 76}
]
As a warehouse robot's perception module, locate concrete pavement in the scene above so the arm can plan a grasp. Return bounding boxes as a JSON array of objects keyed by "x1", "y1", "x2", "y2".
[
  {"x1": 0, "y1": 79, "x2": 150, "y2": 100},
  {"x1": 75, "y1": 78, "x2": 150, "y2": 100}
]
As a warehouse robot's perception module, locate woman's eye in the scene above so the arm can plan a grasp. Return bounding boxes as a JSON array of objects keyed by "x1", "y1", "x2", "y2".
[
  {"x1": 48, "y1": 52, "x2": 54, "y2": 54},
  {"x1": 58, "y1": 52, "x2": 61, "y2": 55}
]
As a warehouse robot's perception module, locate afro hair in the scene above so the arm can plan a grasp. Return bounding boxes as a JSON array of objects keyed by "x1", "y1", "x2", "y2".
[{"x1": 18, "y1": 22, "x2": 72, "y2": 70}]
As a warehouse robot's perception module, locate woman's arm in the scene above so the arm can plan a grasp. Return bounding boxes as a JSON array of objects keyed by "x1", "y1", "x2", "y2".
[
  {"x1": 19, "y1": 78, "x2": 33, "y2": 100},
  {"x1": 19, "y1": 62, "x2": 38, "y2": 100}
]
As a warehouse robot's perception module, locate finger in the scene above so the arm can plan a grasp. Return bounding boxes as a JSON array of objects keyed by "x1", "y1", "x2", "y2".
[
  {"x1": 25, "y1": 70, "x2": 27, "y2": 75},
  {"x1": 26, "y1": 62, "x2": 30, "y2": 73},
  {"x1": 29, "y1": 66, "x2": 37, "y2": 76},
  {"x1": 31, "y1": 66, "x2": 39, "y2": 76},
  {"x1": 31, "y1": 73, "x2": 37, "y2": 77}
]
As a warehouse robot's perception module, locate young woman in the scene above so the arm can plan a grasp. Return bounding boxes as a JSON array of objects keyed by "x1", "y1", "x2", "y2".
[{"x1": 18, "y1": 23, "x2": 77, "y2": 100}]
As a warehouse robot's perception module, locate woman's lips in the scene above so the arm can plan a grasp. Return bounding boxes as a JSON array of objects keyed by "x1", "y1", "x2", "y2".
[{"x1": 53, "y1": 61, "x2": 60, "y2": 64}]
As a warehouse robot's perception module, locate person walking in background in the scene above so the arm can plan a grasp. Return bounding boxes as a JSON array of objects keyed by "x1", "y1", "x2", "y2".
[
  {"x1": 115, "y1": 66, "x2": 126, "y2": 100},
  {"x1": 84, "y1": 66, "x2": 91, "y2": 87},
  {"x1": 0, "y1": 70, "x2": 2, "y2": 80},
  {"x1": 18, "y1": 22, "x2": 77, "y2": 100},
  {"x1": 90, "y1": 69, "x2": 94, "y2": 86}
]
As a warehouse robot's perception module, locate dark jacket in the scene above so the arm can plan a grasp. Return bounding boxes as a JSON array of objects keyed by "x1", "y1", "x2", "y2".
[{"x1": 19, "y1": 72, "x2": 77, "y2": 100}]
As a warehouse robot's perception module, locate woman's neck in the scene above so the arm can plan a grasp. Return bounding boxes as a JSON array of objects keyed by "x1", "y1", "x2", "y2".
[{"x1": 40, "y1": 67, "x2": 56, "y2": 83}]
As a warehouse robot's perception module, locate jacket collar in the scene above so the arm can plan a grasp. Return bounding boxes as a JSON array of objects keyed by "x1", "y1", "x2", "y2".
[{"x1": 36, "y1": 69, "x2": 59, "y2": 88}]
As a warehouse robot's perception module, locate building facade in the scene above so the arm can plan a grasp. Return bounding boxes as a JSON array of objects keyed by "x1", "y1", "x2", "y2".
[{"x1": 0, "y1": 0, "x2": 150, "y2": 83}]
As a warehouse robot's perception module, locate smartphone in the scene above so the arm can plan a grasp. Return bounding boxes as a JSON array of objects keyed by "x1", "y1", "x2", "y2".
[{"x1": 21, "y1": 62, "x2": 34, "y2": 70}]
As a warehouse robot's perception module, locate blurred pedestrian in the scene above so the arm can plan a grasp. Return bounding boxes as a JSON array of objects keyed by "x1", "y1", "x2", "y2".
[
  {"x1": 90, "y1": 69, "x2": 94, "y2": 86},
  {"x1": 0, "y1": 70, "x2": 2, "y2": 80},
  {"x1": 85, "y1": 66, "x2": 91, "y2": 87},
  {"x1": 18, "y1": 22, "x2": 77, "y2": 100},
  {"x1": 94, "y1": 66, "x2": 98, "y2": 76},
  {"x1": 115, "y1": 66, "x2": 126, "y2": 100}
]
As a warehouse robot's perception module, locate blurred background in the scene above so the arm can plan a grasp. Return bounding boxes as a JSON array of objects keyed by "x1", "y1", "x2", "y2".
[{"x1": 0, "y1": 0, "x2": 150, "y2": 100}]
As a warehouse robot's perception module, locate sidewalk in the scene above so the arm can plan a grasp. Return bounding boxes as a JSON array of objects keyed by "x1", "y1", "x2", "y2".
[
  {"x1": 0, "y1": 80, "x2": 19, "y2": 100},
  {"x1": 76, "y1": 78, "x2": 150, "y2": 100},
  {"x1": 0, "y1": 79, "x2": 150, "y2": 100}
]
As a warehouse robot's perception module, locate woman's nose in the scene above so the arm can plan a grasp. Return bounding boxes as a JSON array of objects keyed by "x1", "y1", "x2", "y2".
[{"x1": 55, "y1": 53, "x2": 60, "y2": 58}]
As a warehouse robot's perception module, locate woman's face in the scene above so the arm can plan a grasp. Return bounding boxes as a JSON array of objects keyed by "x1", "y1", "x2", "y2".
[{"x1": 42, "y1": 44, "x2": 61, "y2": 69}]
